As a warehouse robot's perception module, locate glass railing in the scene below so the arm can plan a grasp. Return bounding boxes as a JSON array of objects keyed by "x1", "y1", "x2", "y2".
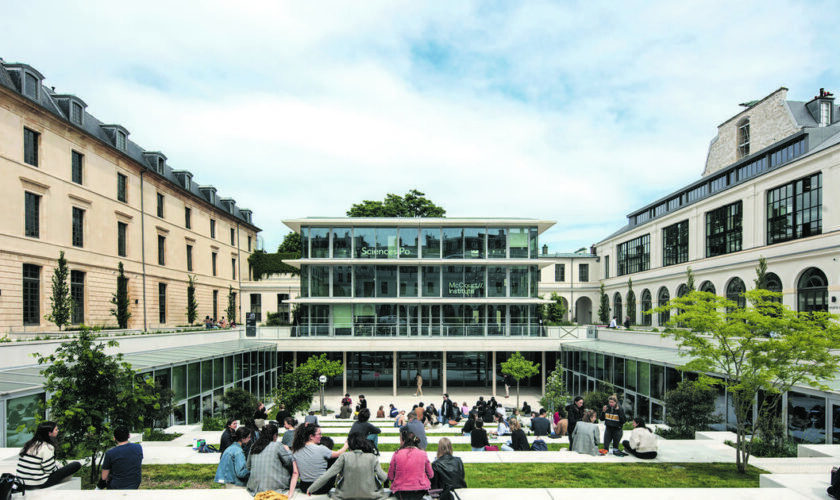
[{"x1": 291, "y1": 323, "x2": 545, "y2": 337}]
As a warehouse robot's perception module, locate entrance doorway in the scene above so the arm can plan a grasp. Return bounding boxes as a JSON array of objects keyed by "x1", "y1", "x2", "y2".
[{"x1": 399, "y1": 353, "x2": 442, "y2": 389}]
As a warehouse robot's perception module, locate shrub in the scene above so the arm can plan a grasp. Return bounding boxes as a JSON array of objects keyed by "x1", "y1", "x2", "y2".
[
  {"x1": 143, "y1": 429, "x2": 182, "y2": 441},
  {"x1": 201, "y1": 416, "x2": 226, "y2": 431},
  {"x1": 660, "y1": 379, "x2": 721, "y2": 439},
  {"x1": 221, "y1": 387, "x2": 259, "y2": 421},
  {"x1": 264, "y1": 312, "x2": 289, "y2": 326},
  {"x1": 583, "y1": 384, "x2": 617, "y2": 417}
]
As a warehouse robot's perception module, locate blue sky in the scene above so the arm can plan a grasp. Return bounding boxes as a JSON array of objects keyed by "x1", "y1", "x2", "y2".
[{"x1": 3, "y1": 1, "x2": 839, "y2": 252}]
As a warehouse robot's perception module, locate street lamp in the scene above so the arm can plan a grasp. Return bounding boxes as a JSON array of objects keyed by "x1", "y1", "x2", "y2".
[{"x1": 319, "y1": 375, "x2": 327, "y2": 416}]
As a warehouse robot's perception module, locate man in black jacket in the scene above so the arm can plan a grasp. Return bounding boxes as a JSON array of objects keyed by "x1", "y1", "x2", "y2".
[{"x1": 567, "y1": 396, "x2": 585, "y2": 449}]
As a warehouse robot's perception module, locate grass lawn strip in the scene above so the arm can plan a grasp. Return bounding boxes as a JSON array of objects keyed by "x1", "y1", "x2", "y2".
[{"x1": 77, "y1": 463, "x2": 764, "y2": 490}]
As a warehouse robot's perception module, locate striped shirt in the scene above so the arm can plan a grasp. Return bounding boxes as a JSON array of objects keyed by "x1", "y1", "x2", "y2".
[{"x1": 16, "y1": 443, "x2": 57, "y2": 486}]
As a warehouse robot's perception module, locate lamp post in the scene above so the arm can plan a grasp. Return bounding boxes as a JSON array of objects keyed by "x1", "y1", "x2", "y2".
[{"x1": 319, "y1": 375, "x2": 327, "y2": 416}]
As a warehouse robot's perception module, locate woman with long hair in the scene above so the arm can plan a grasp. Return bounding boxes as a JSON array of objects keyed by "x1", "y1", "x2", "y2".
[
  {"x1": 469, "y1": 418, "x2": 489, "y2": 451},
  {"x1": 431, "y1": 438, "x2": 466, "y2": 493},
  {"x1": 245, "y1": 423, "x2": 298, "y2": 496},
  {"x1": 291, "y1": 423, "x2": 347, "y2": 495},
  {"x1": 16, "y1": 421, "x2": 81, "y2": 488},
  {"x1": 388, "y1": 429, "x2": 433, "y2": 500},
  {"x1": 507, "y1": 418, "x2": 530, "y2": 451},
  {"x1": 622, "y1": 417, "x2": 658, "y2": 459},
  {"x1": 307, "y1": 432, "x2": 388, "y2": 499},
  {"x1": 569, "y1": 409, "x2": 600, "y2": 456}
]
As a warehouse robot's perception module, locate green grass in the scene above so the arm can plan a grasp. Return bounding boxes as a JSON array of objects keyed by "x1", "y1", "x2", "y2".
[{"x1": 78, "y1": 462, "x2": 763, "y2": 490}]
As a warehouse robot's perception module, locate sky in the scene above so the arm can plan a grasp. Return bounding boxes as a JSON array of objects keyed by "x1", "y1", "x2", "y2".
[{"x1": 3, "y1": 1, "x2": 839, "y2": 253}]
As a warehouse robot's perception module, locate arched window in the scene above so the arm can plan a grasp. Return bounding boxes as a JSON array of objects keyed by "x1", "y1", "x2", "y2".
[
  {"x1": 641, "y1": 289, "x2": 652, "y2": 326},
  {"x1": 613, "y1": 293, "x2": 623, "y2": 324},
  {"x1": 738, "y1": 118, "x2": 750, "y2": 158},
  {"x1": 676, "y1": 284, "x2": 688, "y2": 298},
  {"x1": 700, "y1": 281, "x2": 716, "y2": 295},
  {"x1": 798, "y1": 268, "x2": 828, "y2": 313},
  {"x1": 725, "y1": 277, "x2": 746, "y2": 310},
  {"x1": 657, "y1": 287, "x2": 670, "y2": 326},
  {"x1": 764, "y1": 272, "x2": 783, "y2": 303}
]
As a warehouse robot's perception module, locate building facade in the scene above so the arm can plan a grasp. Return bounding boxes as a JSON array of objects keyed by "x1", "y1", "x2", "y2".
[{"x1": 0, "y1": 59, "x2": 259, "y2": 332}]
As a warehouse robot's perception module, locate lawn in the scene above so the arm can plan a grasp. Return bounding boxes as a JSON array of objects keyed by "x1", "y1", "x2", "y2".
[{"x1": 78, "y1": 462, "x2": 764, "y2": 489}]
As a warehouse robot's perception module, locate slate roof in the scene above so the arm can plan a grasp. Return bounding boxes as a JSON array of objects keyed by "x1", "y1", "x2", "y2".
[{"x1": 0, "y1": 59, "x2": 259, "y2": 232}]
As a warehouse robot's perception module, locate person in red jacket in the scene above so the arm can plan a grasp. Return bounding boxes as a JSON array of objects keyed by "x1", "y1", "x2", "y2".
[{"x1": 388, "y1": 429, "x2": 433, "y2": 500}]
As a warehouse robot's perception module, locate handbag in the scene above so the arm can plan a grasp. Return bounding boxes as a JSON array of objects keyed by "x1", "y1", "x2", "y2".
[{"x1": 484, "y1": 445, "x2": 498, "y2": 451}]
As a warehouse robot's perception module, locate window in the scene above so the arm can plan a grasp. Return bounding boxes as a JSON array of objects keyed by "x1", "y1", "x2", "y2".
[
  {"x1": 213, "y1": 290, "x2": 219, "y2": 319},
  {"x1": 22, "y1": 264, "x2": 40, "y2": 326},
  {"x1": 554, "y1": 264, "x2": 565, "y2": 282},
  {"x1": 157, "y1": 235, "x2": 166, "y2": 266},
  {"x1": 117, "y1": 222, "x2": 127, "y2": 257},
  {"x1": 706, "y1": 201, "x2": 742, "y2": 258},
  {"x1": 737, "y1": 118, "x2": 750, "y2": 158},
  {"x1": 798, "y1": 267, "x2": 828, "y2": 313},
  {"x1": 821, "y1": 101, "x2": 831, "y2": 127},
  {"x1": 184, "y1": 207, "x2": 192, "y2": 229},
  {"x1": 117, "y1": 173, "x2": 127, "y2": 202},
  {"x1": 24, "y1": 128, "x2": 39, "y2": 167},
  {"x1": 657, "y1": 287, "x2": 670, "y2": 326},
  {"x1": 250, "y1": 294, "x2": 262, "y2": 322},
  {"x1": 186, "y1": 244, "x2": 193, "y2": 272},
  {"x1": 726, "y1": 277, "x2": 746, "y2": 310},
  {"x1": 71, "y1": 270, "x2": 85, "y2": 324},
  {"x1": 158, "y1": 283, "x2": 166, "y2": 324},
  {"x1": 25, "y1": 192, "x2": 40, "y2": 238},
  {"x1": 23, "y1": 72, "x2": 39, "y2": 99},
  {"x1": 116, "y1": 130, "x2": 127, "y2": 152},
  {"x1": 231, "y1": 258, "x2": 236, "y2": 280},
  {"x1": 767, "y1": 173, "x2": 822, "y2": 245},
  {"x1": 156, "y1": 193, "x2": 165, "y2": 218},
  {"x1": 212, "y1": 253, "x2": 217, "y2": 276},
  {"x1": 210, "y1": 219, "x2": 216, "y2": 239},
  {"x1": 71, "y1": 151, "x2": 83, "y2": 184},
  {"x1": 579, "y1": 263, "x2": 589, "y2": 282},
  {"x1": 70, "y1": 102, "x2": 83, "y2": 125},
  {"x1": 72, "y1": 207, "x2": 84, "y2": 247},
  {"x1": 662, "y1": 220, "x2": 689, "y2": 266},
  {"x1": 617, "y1": 234, "x2": 650, "y2": 276},
  {"x1": 604, "y1": 256, "x2": 610, "y2": 279},
  {"x1": 230, "y1": 228, "x2": 235, "y2": 246},
  {"x1": 247, "y1": 235, "x2": 252, "y2": 252},
  {"x1": 640, "y1": 289, "x2": 652, "y2": 326}
]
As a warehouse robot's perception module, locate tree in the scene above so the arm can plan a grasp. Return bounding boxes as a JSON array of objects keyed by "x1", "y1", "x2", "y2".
[
  {"x1": 660, "y1": 379, "x2": 721, "y2": 439},
  {"x1": 186, "y1": 274, "x2": 198, "y2": 325},
  {"x1": 539, "y1": 361, "x2": 569, "y2": 415},
  {"x1": 653, "y1": 287, "x2": 840, "y2": 473},
  {"x1": 273, "y1": 354, "x2": 344, "y2": 416},
  {"x1": 221, "y1": 387, "x2": 259, "y2": 421},
  {"x1": 277, "y1": 232, "x2": 302, "y2": 255},
  {"x1": 545, "y1": 292, "x2": 568, "y2": 324},
  {"x1": 754, "y1": 256, "x2": 768, "y2": 289},
  {"x1": 501, "y1": 352, "x2": 540, "y2": 409},
  {"x1": 45, "y1": 251, "x2": 72, "y2": 330},
  {"x1": 226, "y1": 285, "x2": 237, "y2": 324},
  {"x1": 36, "y1": 328, "x2": 157, "y2": 484},
  {"x1": 346, "y1": 189, "x2": 446, "y2": 218},
  {"x1": 626, "y1": 278, "x2": 636, "y2": 326},
  {"x1": 597, "y1": 283, "x2": 610, "y2": 324},
  {"x1": 110, "y1": 262, "x2": 131, "y2": 329}
]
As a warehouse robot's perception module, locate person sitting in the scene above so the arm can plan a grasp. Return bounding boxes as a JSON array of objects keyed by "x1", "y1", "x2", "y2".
[
  {"x1": 350, "y1": 408, "x2": 382, "y2": 448},
  {"x1": 99, "y1": 426, "x2": 143, "y2": 490},
  {"x1": 219, "y1": 316, "x2": 228, "y2": 328},
  {"x1": 245, "y1": 423, "x2": 297, "y2": 497},
  {"x1": 401, "y1": 412, "x2": 428, "y2": 450},
  {"x1": 622, "y1": 417, "x2": 659, "y2": 459},
  {"x1": 530, "y1": 408, "x2": 551, "y2": 436},
  {"x1": 508, "y1": 419, "x2": 530, "y2": 451},
  {"x1": 491, "y1": 413, "x2": 510, "y2": 437},
  {"x1": 376, "y1": 405, "x2": 386, "y2": 418},
  {"x1": 341, "y1": 393, "x2": 353, "y2": 408},
  {"x1": 461, "y1": 402, "x2": 469, "y2": 419},
  {"x1": 219, "y1": 419, "x2": 238, "y2": 454},
  {"x1": 16, "y1": 421, "x2": 81, "y2": 489},
  {"x1": 394, "y1": 410, "x2": 407, "y2": 428},
  {"x1": 461, "y1": 412, "x2": 476, "y2": 436},
  {"x1": 281, "y1": 417, "x2": 298, "y2": 447},
  {"x1": 469, "y1": 419, "x2": 489, "y2": 451},
  {"x1": 291, "y1": 423, "x2": 347, "y2": 495},
  {"x1": 338, "y1": 401, "x2": 353, "y2": 419},
  {"x1": 521, "y1": 401, "x2": 531, "y2": 415},
  {"x1": 204, "y1": 315, "x2": 213, "y2": 328},
  {"x1": 214, "y1": 427, "x2": 251, "y2": 486},
  {"x1": 431, "y1": 438, "x2": 467, "y2": 496},
  {"x1": 388, "y1": 429, "x2": 433, "y2": 500},
  {"x1": 389, "y1": 404, "x2": 400, "y2": 418},
  {"x1": 307, "y1": 432, "x2": 388, "y2": 500},
  {"x1": 569, "y1": 409, "x2": 600, "y2": 456}
]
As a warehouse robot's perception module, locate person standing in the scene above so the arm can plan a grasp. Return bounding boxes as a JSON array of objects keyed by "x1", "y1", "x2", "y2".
[
  {"x1": 99, "y1": 426, "x2": 143, "y2": 490},
  {"x1": 600, "y1": 395, "x2": 626, "y2": 452},
  {"x1": 16, "y1": 421, "x2": 81, "y2": 489},
  {"x1": 441, "y1": 394, "x2": 454, "y2": 426},
  {"x1": 253, "y1": 401, "x2": 268, "y2": 430},
  {"x1": 566, "y1": 396, "x2": 585, "y2": 449},
  {"x1": 414, "y1": 372, "x2": 423, "y2": 397},
  {"x1": 503, "y1": 374, "x2": 512, "y2": 398}
]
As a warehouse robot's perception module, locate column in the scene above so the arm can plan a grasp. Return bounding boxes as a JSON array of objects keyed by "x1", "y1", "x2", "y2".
[
  {"x1": 491, "y1": 351, "x2": 497, "y2": 398},
  {"x1": 541, "y1": 351, "x2": 546, "y2": 396},
  {"x1": 292, "y1": 351, "x2": 297, "y2": 369},
  {"x1": 442, "y1": 351, "x2": 447, "y2": 394},
  {"x1": 342, "y1": 352, "x2": 347, "y2": 396},
  {"x1": 393, "y1": 351, "x2": 398, "y2": 398}
]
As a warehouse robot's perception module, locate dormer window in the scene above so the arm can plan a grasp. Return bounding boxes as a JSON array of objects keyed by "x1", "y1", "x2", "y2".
[
  {"x1": 737, "y1": 118, "x2": 750, "y2": 158},
  {"x1": 821, "y1": 102, "x2": 831, "y2": 127},
  {"x1": 116, "y1": 130, "x2": 126, "y2": 151},
  {"x1": 5, "y1": 64, "x2": 45, "y2": 101},
  {"x1": 70, "y1": 102, "x2": 83, "y2": 125},
  {"x1": 24, "y1": 73, "x2": 39, "y2": 99},
  {"x1": 53, "y1": 95, "x2": 88, "y2": 127}
]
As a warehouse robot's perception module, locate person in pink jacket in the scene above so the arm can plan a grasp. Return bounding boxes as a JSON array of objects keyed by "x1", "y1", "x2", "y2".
[{"x1": 388, "y1": 428, "x2": 433, "y2": 500}]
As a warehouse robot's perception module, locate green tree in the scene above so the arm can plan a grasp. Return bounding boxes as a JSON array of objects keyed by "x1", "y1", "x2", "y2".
[
  {"x1": 347, "y1": 189, "x2": 446, "y2": 217},
  {"x1": 597, "y1": 283, "x2": 610, "y2": 324},
  {"x1": 660, "y1": 379, "x2": 721, "y2": 439},
  {"x1": 273, "y1": 354, "x2": 344, "y2": 415},
  {"x1": 110, "y1": 262, "x2": 131, "y2": 329},
  {"x1": 277, "y1": 232, "x2": 302, "y2": 254},
  {"x1": 226, "y1": 286, "x2": 237, "y2": 324},
  {"x1": 221, "y1": 387, "x2": 259, "y2": 421},
  {"x1": 186, "y1": 274, "x2": 198, "y2": 325},
  {"x1": 36, "y1": 328, "x2": 157, "y2": 483},
  {"x1": 545, "y1": 292, "x2": 568, "y2": 324},
  {"x1": 754, "y1": 256, "x2": 768, "y2": 289},
  {"x1": 653, "y1": 287, "x2": 840, "y2": 473},
  {"x1": 501, "y1": 352, "x2": 540, "y2": 409},
  {"x1": 45, "y1": 251, "x2": 72, "y2": 330},
  {"x1": 539, "y1": 361, "x2": 569, "y2": 415},
  {"x1": 626, "y1": 278, "x2": 636, "y2": 326}
]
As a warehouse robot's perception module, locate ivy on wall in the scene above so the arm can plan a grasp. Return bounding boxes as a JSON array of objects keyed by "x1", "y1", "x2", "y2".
[{"x1": 248, "y1": 251, "x2": 300, "y2": 280}]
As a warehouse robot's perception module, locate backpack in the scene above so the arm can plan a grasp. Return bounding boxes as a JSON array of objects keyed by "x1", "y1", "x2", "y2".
[
  {"x1": 531, "y1": 439, "x2": 548, "y2": 451},
  {"x1": 0, "y1": 473, "x2": 24, "y2": 500}
]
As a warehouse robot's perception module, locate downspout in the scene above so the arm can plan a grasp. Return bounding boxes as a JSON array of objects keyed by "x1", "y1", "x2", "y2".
[
  {"x1": 140, "y1": 170, "x2": 148, "y2": 331},
  {"x1": 237, "y1": 222, "x2": 242, "y2": 325}
]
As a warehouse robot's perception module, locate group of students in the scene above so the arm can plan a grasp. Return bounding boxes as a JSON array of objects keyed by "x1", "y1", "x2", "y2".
[
  {"x1": 214, "y1": 416, "x2": 466, "y2": 499},
  {"x1": 556, "y1": 395, "x2": 658, "y2": 458},
  {"x1": 16, "y1": 421, "x2": 142, "y2": 490}
]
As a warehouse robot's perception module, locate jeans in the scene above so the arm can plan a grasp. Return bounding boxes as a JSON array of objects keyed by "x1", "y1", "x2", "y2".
[
  {"x1": 471, "y1": 447, "x2": 485, "y2": 451},
  {"x1": 28, "y1": 461, "x2": 82, "y2": 489},
  {"x1": 604, "y1": 427, "x2": 623, "y2": 450}
]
